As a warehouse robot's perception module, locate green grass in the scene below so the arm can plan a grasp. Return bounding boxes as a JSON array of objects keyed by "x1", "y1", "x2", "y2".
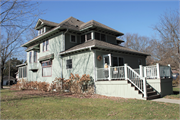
[
  {"x1": 1, "y1": 89, "x2": 179, "y2": 119},
  {"x1": 164, "y1": 87, "x2": 180, "y2": 99}
]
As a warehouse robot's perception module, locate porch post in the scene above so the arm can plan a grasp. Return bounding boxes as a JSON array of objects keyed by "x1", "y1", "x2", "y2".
[
  {"x1": 143, "y1": 77, "x2": 147, "y2": 99},
  {"x1": 124, "y1": 64, "x2": 128, "y2": 80},
  {"x1": 144, "y1": 67, "x2": 147, "y2": 78},
  {"x1": 139, "y1": 65, "x2": 143, "y2": 77},
  {"x1": 156, "y1": 63, "x2": 160, "y2": 79},
  {"x1": 108, "y1": 66, "x2": 111, "y2": 81},
  {"x1": 168, "y1": 64, "x2": 171, "y2": 78}
]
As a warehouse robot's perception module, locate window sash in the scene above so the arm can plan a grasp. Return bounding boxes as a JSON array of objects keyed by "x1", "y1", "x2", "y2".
[
  {"x1": 46, "y1": 40, "x2": 49, "y2": 51},
  {"x1": 95, "y1": 32, "x2": 100, "y2": 40},
  {"x1": 34, "y1": 51, "x2": 37, "y2": 62},
  {"x1": 87, "y1": 33, "x2": 91, "y2": 40},
  {"x1": 101, "y1": 34, "x2": 106, "y2": 41},
  {"x1": 71, "y1": 35, "x2": 76, "y2": 42},
  {"x1": 66, "y1": 59, "x2": 72, "y2": 69},
  {"x1": 29, "y1": 52, "x2": 32, "y2": 63},
  {"x1": 81, "y1": 35, "x2": 85, "y2": 43},
  {"x1": 42, "y1": 60, "x2": 52, "y2": 77}
]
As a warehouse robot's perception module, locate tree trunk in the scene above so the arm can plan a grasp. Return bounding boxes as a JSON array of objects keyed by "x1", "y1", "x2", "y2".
[{"x1": 1, "y1": 67, "x2": 4, "y2": 89}]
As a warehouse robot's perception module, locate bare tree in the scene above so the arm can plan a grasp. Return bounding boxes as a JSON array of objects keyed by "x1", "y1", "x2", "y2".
[
  {"x1": 0, "y1": 0, "x2": 42, "y2": 88},
  {"x1": 153, "y1": 9, "x2": 180, "y2": 68}
]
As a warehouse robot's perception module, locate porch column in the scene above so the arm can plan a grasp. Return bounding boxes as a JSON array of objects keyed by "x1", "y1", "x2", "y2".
[
  {"x1": 144, "y1": 67, "x2": 147, "y2": 78},
  {"x1": 139, "y1": 65, "x2": 143, "y2": 77},
  {"x1": 124, "y1": 64, "x2": 128, "y2": 80},
  {"x1": 156, "y1": 63, "x2": 160, "y2": 79},
  {"x1": 143, "y1": 77, "x2": 147, "y2": 99}
]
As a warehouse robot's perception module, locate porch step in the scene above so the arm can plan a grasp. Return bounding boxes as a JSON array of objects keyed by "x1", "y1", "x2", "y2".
[
  {"x1": 147, "y1": 88, "x2": 153, "y2": 92},
  {"x1": 147, "y1": 94, "x2": 161, "y2": 100},
  {"x1": 147, "y1": 91, "x2": 157, "y2": 96}
]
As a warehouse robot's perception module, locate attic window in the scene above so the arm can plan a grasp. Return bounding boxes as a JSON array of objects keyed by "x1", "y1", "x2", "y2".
[
  {"x1": 70, "y1": 35, "x2": 76, "y2": 43},
  {"x1": 38, "y1": 27, "x2": 46, "y2": 36}
]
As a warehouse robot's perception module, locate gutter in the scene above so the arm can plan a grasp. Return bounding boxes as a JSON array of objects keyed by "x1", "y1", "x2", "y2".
[{"x1": 58, "y1": 45, "x2": 96, "y2": 55}]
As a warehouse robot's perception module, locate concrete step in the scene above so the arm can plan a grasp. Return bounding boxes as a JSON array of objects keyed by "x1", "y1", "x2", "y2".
[{"x1": 147, "y1": 94, "x2": 161, "y2": 100}]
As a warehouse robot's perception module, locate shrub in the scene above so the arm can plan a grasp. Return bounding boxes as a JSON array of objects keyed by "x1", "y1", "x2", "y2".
[{"x1": 172, "y1": 75, "x2": 179, "y2": 86}]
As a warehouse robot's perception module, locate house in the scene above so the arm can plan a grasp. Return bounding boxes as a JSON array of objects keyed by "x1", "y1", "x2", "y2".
[{"x1": 17, "y1": 16, "x2": 173, "y2": 100}]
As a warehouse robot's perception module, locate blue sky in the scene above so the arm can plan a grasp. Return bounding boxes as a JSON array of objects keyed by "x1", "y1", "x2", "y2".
[{"x1": 37, "y1": 1, "x2": 179, "y2": 38}]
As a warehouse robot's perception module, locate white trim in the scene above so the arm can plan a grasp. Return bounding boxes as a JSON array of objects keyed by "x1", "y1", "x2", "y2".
[{"x1": 59, "y1": 45, "x2": 95, "y2": 55}]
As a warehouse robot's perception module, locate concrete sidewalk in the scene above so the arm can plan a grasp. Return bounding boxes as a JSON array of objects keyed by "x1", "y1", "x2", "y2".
[{"x1": 151, "y1": 98, "x2": 180, "y2": 104}]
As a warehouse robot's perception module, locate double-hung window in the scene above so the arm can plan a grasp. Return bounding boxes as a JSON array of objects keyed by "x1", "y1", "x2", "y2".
[
  {"x1": 42, "y1": 60, "x2": 52, "y2": 77},
  {"x1": 29, "y1": 52, "x2": 32, "y2": 63},
  {"x1": 19, "y1": 66, "x2": 27, "y2": 78},
  {"x1": 66, "y1": 59, "x2": 72, "y2": 69},
  {"x1": 34, "y1": 51, "x2": 37, "y2": 62},
  {"x1": 43, "y1": 40, "x2": 49, "y2": 52}
]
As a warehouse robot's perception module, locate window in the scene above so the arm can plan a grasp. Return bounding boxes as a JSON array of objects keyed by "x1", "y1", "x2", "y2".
[
  {"x1": 81, "y1": 35, "x2": 85, "y2": 43},
  {"x1": 29, "y1": 52, "x2": 32, "y2": 63},
  {"x1": 95, "y1": 32, "x2": 106, "y2": 41},
  {"x1": 70, "y1": 35, "x2": 76, "y2": 43},
  {"x1": 34, "y1": 51, "x2": 37, "y2": 62},
  {"x1": 19, "y1": 66, "x2": 27, "y2": 78},
  {"x1": 66, "y1": 59, "x2": 72, "y2": 69},
  {"x1": 87, "y1": 33, "x2": 91, "y2": 40},
  {"x1": 43, "y1": 40, "x2": 49, "y2": 52},
  {"x1": 95, "y1": 32, "x2": 100, "y2": 40},
  {"x1": 112, "y1": 56, "x2": 124, "y2": 67},
  {"x1": 46, "y1": 40, "x2": 49, "y2": 51},
  {"x1": 38, "y1": 27, "x2": 46, "y2": 36},
  {"x1": 138, "y1": 59, "x2": 142, "y2": 65},
  {"x1": 42, "y1": 60, "x2": 52, "y2": 77},
  {"x1": 101, "y1": 34, "x2": 106, "y2": 41}
]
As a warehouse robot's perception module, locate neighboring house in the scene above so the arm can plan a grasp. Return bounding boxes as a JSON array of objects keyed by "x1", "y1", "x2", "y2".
[
  {"x1": 3, "y1": 76, "x2": 16, "y2": 86},
  {"x1": 17, "y1": 16, "x2": 173, "y2": 100}
]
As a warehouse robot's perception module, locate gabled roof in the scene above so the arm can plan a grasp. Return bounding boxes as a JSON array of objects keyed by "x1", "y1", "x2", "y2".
[
  {"x1": 59, "y1": 39, "x2": 150, "y2": 56},
  {"x1": 35, "y1": 19, "x2": 58, "y2": 29}
]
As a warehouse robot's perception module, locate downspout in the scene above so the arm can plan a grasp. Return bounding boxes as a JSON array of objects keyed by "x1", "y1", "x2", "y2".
[{"x1": 61, "y1": 29, "x2": 68, "y2": 78}]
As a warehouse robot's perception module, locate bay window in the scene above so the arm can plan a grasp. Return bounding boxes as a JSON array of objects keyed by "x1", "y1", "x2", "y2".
[
  {"x1": 19, "y1": 66, "x2": 27, "y2": 78},
  {"x1": 42, "y1": 60, "x2": 52, "y2": 77}
]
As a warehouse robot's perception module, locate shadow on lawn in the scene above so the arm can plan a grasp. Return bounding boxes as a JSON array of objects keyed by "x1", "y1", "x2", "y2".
[{"x1": 173, "y1": 91, "x2": 180, "y2": 95}]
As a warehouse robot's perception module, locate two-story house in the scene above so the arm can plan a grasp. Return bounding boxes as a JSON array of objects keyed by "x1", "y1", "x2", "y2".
[{"x1": 17, "y1": 17, "x2": 173, "y2": 100}]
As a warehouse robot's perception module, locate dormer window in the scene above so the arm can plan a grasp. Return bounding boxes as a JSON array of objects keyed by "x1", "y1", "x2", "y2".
[
  {"x1": 70, "y1": 35, "x2": 77, "y2": 43},
  {"x1": 38, "y1": 27, "x2": 46, "y2": 36},
  {"x1": 95, "y1": 32, "x2": 106, "y2": 41},
  {"x1": 87, "y1": 33, "x2": 91, "y2": 41}
]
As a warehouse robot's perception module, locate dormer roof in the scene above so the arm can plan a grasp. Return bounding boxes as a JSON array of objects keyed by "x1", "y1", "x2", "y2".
[{"x1": 35, "y1": 19, "x2": 58, "y2": 30}]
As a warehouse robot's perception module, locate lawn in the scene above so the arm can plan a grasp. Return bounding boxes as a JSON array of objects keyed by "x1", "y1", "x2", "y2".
[
  {"x1": 164, "y1": 86, "x2": 180, "y2": 100},
  {"x1": 1, "y1": 89, "x2": 179, "y2": 119}
]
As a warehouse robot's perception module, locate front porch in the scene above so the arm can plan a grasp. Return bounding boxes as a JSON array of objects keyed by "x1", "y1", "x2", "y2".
[{"x1": 95, "y1": 63, "x2": 173, "y2": 100}]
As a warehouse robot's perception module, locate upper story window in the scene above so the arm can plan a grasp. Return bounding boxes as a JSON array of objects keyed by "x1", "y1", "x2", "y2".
[
  {"x1": 29, "y1": 52, "x2": 32, "y2": 63},
  {"x1": 38, "y1": 27, "x2": 46, "y2": 36},
  {"x1": 95, "y1": 32, "x2": 106, "y2": 41},
  {"x1": 70, "y1": 35, "x2": 76, "y2": 43},
  {"x1": 81, "y1": 35, "x2": 85, "y2": 43},
  {"x1": 34, "y1": 51, "x2": 37, "y2": 62},
  {"x1": 43, "y1": 40, "x2": 49, "y2": 52},
  {"x1": 87, "y1": 33, "x2": 91, "y2": 41}
]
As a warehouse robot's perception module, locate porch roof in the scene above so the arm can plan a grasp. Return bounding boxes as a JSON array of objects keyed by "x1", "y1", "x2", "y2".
[{"x1": 59, "y1": 39, "x2": 150, "y2": 56}]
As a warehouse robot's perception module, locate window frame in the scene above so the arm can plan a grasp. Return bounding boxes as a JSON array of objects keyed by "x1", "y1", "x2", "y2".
[
  {"x1": 94, "y1": 31, "x2": 107, "y2": 41},
  {"x1": 66, "y1": 59, "x2": 72, "y2": 69},
  {"x1": 42, "y1": 60, "x2": 52, "y2": 77},
  {"x1": 70, "y1": 34, "x2": 77, "y2": 43}
]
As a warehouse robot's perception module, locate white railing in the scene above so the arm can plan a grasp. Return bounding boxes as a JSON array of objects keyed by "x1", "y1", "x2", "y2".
[
  {"x1": 144, "y1": 65, "x2": 157, "y2": 79},
  {"x1": 96, "y1": 66, "x2": 125, "y2": 80},
  {"x1": 127, "y1": 65, "x2": 147, "y2": 97}
]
